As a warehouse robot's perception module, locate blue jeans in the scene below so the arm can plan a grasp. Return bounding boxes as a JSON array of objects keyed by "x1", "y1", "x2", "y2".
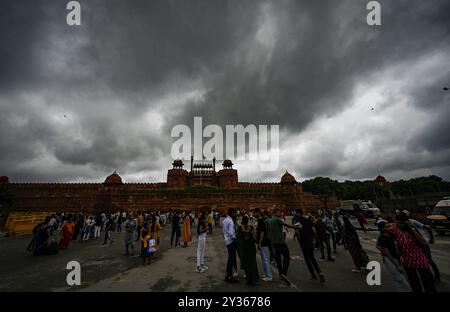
[
  {"x1": 383, "y1": 257, "x2": 411, "y2": 292},
  {"x1": 260, "y1": 246, "x2": 272, "y2": 278}
]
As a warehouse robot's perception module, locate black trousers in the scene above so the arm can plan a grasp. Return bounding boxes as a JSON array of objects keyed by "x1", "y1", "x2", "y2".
[
  {"x1": 103, "y1": 230, "x2": 112, "y2": 244},
  {"x1": 300, "y1": 241, "x2": 322, "y2": 277},
  {"x1": 404, "y1": 266, "x2": 436, "y2": 293},
  {"x1": 226, "y1": 242, "x2": 237, "y2": 278},
  {"x1": 273, "y1": 244, "x2": 290, "y2": 277},
  {"x1": 171, "y1": 227, "x2": 180, "y2": 246},
  {"x1": 421, "y1": 245, "x2": 440, "y2": 280},
  {"x1": 318, "y1": 234, "x2": 332, "y2": 258},
  {"x1": 268, "y1": 242, "x2": 275, "y2": 262}
]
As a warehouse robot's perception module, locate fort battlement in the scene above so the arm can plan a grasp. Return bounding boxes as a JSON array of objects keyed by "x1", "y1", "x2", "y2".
[{"x1": 1, "y1": 161, "x2": 337, "y2": 214}]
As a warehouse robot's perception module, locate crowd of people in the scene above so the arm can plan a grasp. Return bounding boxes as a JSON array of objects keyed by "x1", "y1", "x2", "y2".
[
  {"x1": 25, "y1": 206, "x2": 441, "y2": 292},
  {"x1": 218, "y1": 207, "x2": 440, "y2": 292}
]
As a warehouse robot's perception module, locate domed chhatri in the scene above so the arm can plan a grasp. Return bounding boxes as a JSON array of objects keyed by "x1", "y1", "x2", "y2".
[
  {"x1": 375, "y1": 175, "x2": 387, "y2": 184},
  {"x1": 222, "y1": 159, "x2": 234, "y2": 169},
  {"x1": 281, "y1": 170, "x2": 297, "y2": 184},
  {"x1": 104, "y1": 171, "x2": 123, "y2": 184}
]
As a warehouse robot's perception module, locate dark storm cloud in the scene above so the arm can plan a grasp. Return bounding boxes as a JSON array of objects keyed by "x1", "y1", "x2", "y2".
[{"x1": 0, "y1": 0, "x2": 449, "y2": 182}]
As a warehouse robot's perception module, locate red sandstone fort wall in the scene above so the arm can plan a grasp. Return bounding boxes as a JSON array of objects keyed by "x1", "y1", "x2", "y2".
[{"x1": 3, "y1": 182, "x2": 338, "y2": 215}]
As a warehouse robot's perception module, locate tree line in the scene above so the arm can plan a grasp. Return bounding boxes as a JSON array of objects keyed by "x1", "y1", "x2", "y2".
[{"x1": 302, "y1": 175, "x2": 450, "y2": 209}]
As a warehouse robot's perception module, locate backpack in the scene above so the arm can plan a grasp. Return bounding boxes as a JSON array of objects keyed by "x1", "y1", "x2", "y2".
[{"x1": 145, "y1": 237, "x2": 157, "y2": 255}]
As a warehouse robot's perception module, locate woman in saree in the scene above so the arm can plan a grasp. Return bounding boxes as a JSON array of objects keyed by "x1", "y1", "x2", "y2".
[
  {"x1": 343, "y1": 216, "x2": 369, "y2": 272},
  {"x1": 182, "y1": 213, "x2": 192, "y2": 247},
  {"x1": 59, "y1": 217, "x2": 74, "y2": 249},
  {"x1": 236, "y1": 215, "x2": 259, "y2": 286}
]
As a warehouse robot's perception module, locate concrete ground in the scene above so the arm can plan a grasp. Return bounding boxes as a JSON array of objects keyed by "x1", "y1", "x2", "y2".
[{"x1": 0, "y1": 217, "x2": 449, "y2": 292}]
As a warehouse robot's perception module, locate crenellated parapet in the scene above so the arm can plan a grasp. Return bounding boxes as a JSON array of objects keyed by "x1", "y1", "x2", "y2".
[{"x1": 1, "y1": 162, "x2": 338, "y2": 214}]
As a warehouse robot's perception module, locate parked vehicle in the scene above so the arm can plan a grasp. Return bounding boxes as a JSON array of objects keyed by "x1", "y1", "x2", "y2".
[
  {"x1": 361, "y1": 200, "x2": 381, "y2": 218},
  {"x1": 427, "y1": 197, "x2": 450, "y2": 235},
  {"x1": 339, "y1": 200, "x2": 381, "y2": 218}
]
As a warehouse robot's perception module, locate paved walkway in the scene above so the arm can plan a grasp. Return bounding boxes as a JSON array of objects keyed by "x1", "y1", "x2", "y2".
[{"x1": 1, "y1": 218, "x2": 449, "y2": 292}]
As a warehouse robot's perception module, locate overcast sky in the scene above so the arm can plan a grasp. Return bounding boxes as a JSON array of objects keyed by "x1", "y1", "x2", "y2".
[{"x1": 1, "y1": 0, "x2": 449, "y2": 183}]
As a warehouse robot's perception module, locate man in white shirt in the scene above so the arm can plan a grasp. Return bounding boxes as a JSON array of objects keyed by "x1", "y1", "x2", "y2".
[{"x1": 223, "y1": 208, "x2": 237, "y2": 282}]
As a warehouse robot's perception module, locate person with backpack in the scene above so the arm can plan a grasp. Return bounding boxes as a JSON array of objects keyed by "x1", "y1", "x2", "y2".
[{"x1": 142, "y1": 215, "x2": 161, "y2": 265}]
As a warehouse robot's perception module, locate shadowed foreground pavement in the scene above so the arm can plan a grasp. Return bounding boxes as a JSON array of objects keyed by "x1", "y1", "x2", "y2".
[{"x1": 0, "y1": 218, "x2": 449, "y2": 292}]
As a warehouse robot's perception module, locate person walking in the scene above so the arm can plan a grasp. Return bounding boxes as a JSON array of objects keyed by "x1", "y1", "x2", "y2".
[
  {"x1": 356, "y1": 211, "x2": 367, "y2": 233},
  {"x1": 72, "y1": 215, "x2": 84, "y2": 241},
  {"x1": 376, "y1": 222, "x2": 411, "y2": 292},
  {"x1": 81, "y1": 217, "x2": 93, "y2": 241},
  {"x1": 94, "y1": 214, "x2": 102, "y2": 239},
  {"x1": 293, "y1": 209, "x2": 325, "y2": 283},
  {"x1": 223, "y1": 208, "x2": 238, "y2": 283},
  {"x1": 182, "y1": 213, "x2": 192, "y2": 247},
  {"x1": 237, "y1": 215, "x2": 259, "y2": 286},
  {"x1": 313, "y1": 216, "x2": 334, "y2": 261},
  {"x1": 334, "y1": 213, "x2": 345, "y2": 247},
  {"x1": 254, "y1": 209, "x2": 272, "y2": 282},
  {"x1": 124, "y1": 213, "x2": 137, "y2": 256},
  {"x1": 116, "y1": 213, "x2": 123, "y2": 233},
  {"x1": 385, "y1": 212, "x2": 436, "y2": 292},
  {"x1": 102, "y1": 216, "x2": 115, "y2": 245},
  {"x1": 142, "y1": 216, "x2": 161, "y2": 265},
  {"x1": 170, "y1": 211, "x2": 181, "y2": 248},
  {"x1": 207, "y1": 211, "x2": 213, "y2": 234},
  {"x1": 136, "y1": 213, "x2": 145, "y2": 242},
  {"x1": 59, "y1": 217, "x2": 74, "y2": 249},
  {"x1": 403, "y1": 210, "x2": 440, "y2": 283},
  {"x1": 263, "y1": 211, "x2": 275, "y2": 264},
  {"x1": 342, "y1": 217, "x2": 369, "y2": 273},
  {"x1": 268, "y1": 208, "x2": 297, "y2": 285},
  {"x1": 325, "y1": 213, "x2": 338, "y2": 254},
  {"x1": 196, "y1": 212, "x2": 208, "y2": 273}
]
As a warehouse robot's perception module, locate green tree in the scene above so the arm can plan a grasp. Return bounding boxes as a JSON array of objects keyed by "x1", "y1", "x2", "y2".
[{"x1": 303, "y1": 177, "x2": 340, "y2": 209}]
